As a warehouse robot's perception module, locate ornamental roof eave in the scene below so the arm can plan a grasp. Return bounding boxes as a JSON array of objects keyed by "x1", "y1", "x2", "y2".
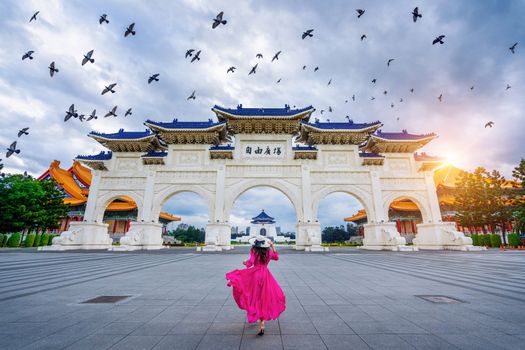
[
  {"x1": 144, "y1": 120, "x2": 230, "y2": 145},
  {"x1": 211, "y1": 105, "x2": 315, "y2": 121},
  {"x1": 360, "y1": 131, "x2": 438, "y2": 153},
  {"x1": 300, "y1": 121, "x2": 383, "y2": 133},
  {"x1": 295, "y1": 121, "x2": 382, "y2": 145},
  {"x1": 144, "y1": 120, "x2": 227, "y2": 132}
]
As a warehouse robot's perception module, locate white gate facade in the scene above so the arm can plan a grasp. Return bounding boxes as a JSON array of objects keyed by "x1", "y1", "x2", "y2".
[{"x1": 46, "y1": 105, "x2": 476, "y2": 252}]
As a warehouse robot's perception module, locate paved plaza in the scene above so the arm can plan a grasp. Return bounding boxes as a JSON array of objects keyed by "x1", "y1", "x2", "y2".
[{"x1": 0, "y1": 247, "x2": 524, "y2": 350}]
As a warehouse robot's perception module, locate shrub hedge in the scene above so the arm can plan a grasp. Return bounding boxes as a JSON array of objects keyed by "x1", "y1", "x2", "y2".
[
  {"x1": 40, "y1": 234, "x2": 50, "y2": 246},
  {"x1": 7, "y1": 233, "x2": 21, "y2": 247},
  {"x1": 48, "y1": 235, "x2": 55, "y2": 245},
  {"x1": 508, "y1": 233, "x2": 520, "y2": 248},
  {"x1": 24, "y1": 234, "x2": 36, "y2": 247},
  {"x1": 471, "y1": 234, "x2": 479, "y2": 246},
  {"x1": 490, "y1": 234, "x2": 502, "y2": 248},
  {"x1": 34, "y1": 234, "x2": 42, "y2": 247},
  {"x1": 0, "y1": 234, "x2": 5, "y2": 247}
]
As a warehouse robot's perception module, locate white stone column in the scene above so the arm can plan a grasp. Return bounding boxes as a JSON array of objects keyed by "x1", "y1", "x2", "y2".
[
  {"x1": 83, "y1": 170, "x2": 102, "y2": 222},
  {"x1": 413, "y1": 171, "x2": 481, "y2": 250},
  {"x1": 296, "y1": 165, "x2": 326, "y2": 252},
  {"x1": 140, "y1": 171, "x2": 156, "y2": 222},
  {"x1": 362, "y1": 171, "x2": 412, "y2": 251},
  {"x1": 203, "y1": 165, "x2": 231, "y2": 251}
]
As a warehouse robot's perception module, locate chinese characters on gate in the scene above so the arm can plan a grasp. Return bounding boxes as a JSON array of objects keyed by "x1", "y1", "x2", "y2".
[{"x1": 243, "y1": 144, "x2": 284, "y2": 158}]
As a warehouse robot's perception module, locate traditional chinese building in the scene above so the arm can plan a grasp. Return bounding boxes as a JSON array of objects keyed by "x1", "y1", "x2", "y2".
[
  {"x1": 44, "y1": 104, "x2": 478, "y2": 252},
  {"x1": 37, "y1": 159, "x2": 179, "y2": 235}
]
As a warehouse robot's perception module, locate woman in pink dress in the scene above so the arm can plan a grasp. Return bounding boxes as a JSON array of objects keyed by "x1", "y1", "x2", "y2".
[{"x1": 226, "y1": 235, "x2": 286, "y2": 335}]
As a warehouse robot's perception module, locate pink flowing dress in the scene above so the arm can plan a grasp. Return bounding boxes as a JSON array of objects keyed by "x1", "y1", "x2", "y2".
[{"x1": 226, "y1": 249, "x2": 286, "y2": 323}]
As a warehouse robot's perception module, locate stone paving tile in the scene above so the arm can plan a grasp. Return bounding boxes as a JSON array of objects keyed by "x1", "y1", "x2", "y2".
[
  {"x1": 95, "y1": 321, "x2": 144, "y2": 335},
  {"x1": 170, "y1": 321, "x2": 211, "y2": 335},
  {"x1": 196, "y1": 334, "x2": 242, "y2": 350},
  {"x1": 65, "y1": 334, "x2": 126, "y2": 350},
  {"x1": 240, "y1": 334, "x2": 283, "y2": 350},
  {"x1": 398, "y1": 334, "x2": 458, "y2": 350},
  {"x1": 320, "y1": 334, "x2": 372, "y2": 350},
  {"x1": 110, "y1": 335, "x2": 163, "y2": 350},
  {"x1": 359, "y1": 334, "x2": 416, "y2": 350},
  {"x1": 153, "y1": 335, "x2": 203, "y2": 350},
  {"x1": 130, "y1": 322, "x2": 178, "y2": 336},
  {"x1": 281, "y1": 334, "x2": 327, "y2": 350},
  {"x1": 279, "y1": 320, "x2": 318, "y2": 334}
]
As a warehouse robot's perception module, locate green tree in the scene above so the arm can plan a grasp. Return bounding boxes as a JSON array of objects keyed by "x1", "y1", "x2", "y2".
[
  {"x1": 173, "y1": 225, "x2": 205, "y2": 243},
  {"x1": 511, "y1": 159, "x2": 525, "y2": 233},
  {"x1": 454, "y1": 168, "x2": 491, "y2": 230},
  {"x1": 0, "y1": 175, "x2": 68, "y2": 233},
  {"x1": 322, "y1": 225, "x2": 350, "y2": 243}
]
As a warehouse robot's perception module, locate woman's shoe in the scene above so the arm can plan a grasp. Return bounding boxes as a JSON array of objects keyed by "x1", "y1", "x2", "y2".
[{"x1": 257, "y1": 328, "x2": 265, "y2": 336}]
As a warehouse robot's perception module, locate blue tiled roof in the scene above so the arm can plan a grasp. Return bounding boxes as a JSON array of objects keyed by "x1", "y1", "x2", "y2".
[
  {"x1": 304, "y1": 120, "x2": 382, "y2": 130},
  {"x1": 251, "y1": 210, "x2": 275, "y2": 223},
  {"x1": 213, "y1": 104, "x2": 314, "y2": 117},
  {"x1": 89, "y1": 129, "x2": 154, "y2": 140},
  {"x1": 76, "y1": 151, "x2": 113, "y2": 160},
  {"x1": 209, "y1": 145, "x2": 235, "y2": 151},
  {"x1": 374, "y1": 129, "x2": 436, "y2": 140},
  {"x1": 142, "y1": 151, "x2": 167, "y2": 158},
  {"x1": 292, "y1": 145, "x2": 318, "y2": 151},
  {"x1": 145, "y1": 119, "x2": 225, "y2": 129},
  {"x1": 359, "y1": 152, "x2": 384, "y2": 158}
]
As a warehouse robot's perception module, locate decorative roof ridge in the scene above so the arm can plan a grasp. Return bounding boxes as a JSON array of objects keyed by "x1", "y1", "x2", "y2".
[
  {"x1": 251, "y1": 209, "x2": 275, "y2": 221},
  {"x1": 212, "y1": 104, "x2": 314, "y2": 117},
  {"x1": 142, "y1": 151, "x2": 167, "y2": 158},
  {"x1": 414, "y1": 152, "x2": 443, "y2": 161},
  {"x1": 76, "y1": 151, "x2": 113, "y2": 161},
  {"x1": 373, "y1": 129, "x2": 437, "y2": 140},
  {"x1": 89, "y1": 128, "x2": 154, "y2": 140},
  {"x1": 302, "y1": 119, "x2": 383, "y2": 131},
  {"x1": 359, "y1": 152, "x2": 384, "y2": 158},
  {"x1": 292, "y1": 145, "x2": 318, "y2": 151},
  {"x1": 209, "y1": 144, "x2": 235, "y2": 150}
]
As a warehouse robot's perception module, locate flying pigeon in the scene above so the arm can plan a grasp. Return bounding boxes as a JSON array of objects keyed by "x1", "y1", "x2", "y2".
[
  {"x1": 18, "y1": 128, "x2": 29, "y2": 137},
  {"x1": 360, "y1": 34, "x2": 367, "y2": 41},
  {"x1": 276, "y1": 78, "x2": 281, "y2": 83},
  {"x1": 345, "y1": 116, "x2": 352, "y2": 122},
  {"x1": 410, "y1": 88, "x2": 414, "y2": 93},
  {"x1": 227, "y1": 66, "x2": 236, "y2": 73},
  {"x1": 302, "y1": 29, "x2": 314, "y2": 39},
  {"x1": 249, "y1": 63, "x2": 258, "y2": 75},
  {"x1": 101, "y1": 83, "x2": 117, "y2": 95},
  {"x1": 212, "y1": 11, "x2": 227, "y2": 29},
  {"x1": 124, "y1": 23, "x2": 136, "y2": 37},
  {"x1": 302, "y1": 65, "x2": 306, "y2": 70},
  {"x1": 356, "y1": 9, "x2": 365, "y2": 18},
  {"x1": 345, "y1": 99, "x2": 348, "y2": 103},
  {"x1": 314, "y1": 66, "x2": 319, "y2": 72},
  {"x1": 125, "y1": 108, "x2": 132, "y2": 117},
  {"x1": 48, "y1": 61, "x2": 58, "y2": 77},
  {"x1": 412, "y1": 7, "x2": 422, "y2": 22},
  {"x1": 78, "y1": 114, "x2": 85, "y2": 122},
  {"x1": 433, "y1": 35, "x2": 445, "y2": 45},
  {"x1": 470, "y1": 86, "x2": 475, "y2": 91},
  {"x1": 371, "y1": 96, "x2": 376, "y2": 100},
  {"x1": 256, "y1": 53, "x2": 263, "y2": 59},
  {"x1": 506, "y1": 84, "x2": 511, "y2": 90},
  {"x1": 187, "y1": 90, "x2": 196, "y2": 100},
  {"x1": 352, "y1": 94, "x2": 355, "y2": 101},
  {"x1": 82, "y1": 50, "x2": 95, "y2": 65},
  {"x1": 29, "y1": 11, "x2": 39, "y2": 22},
  {"x1": 383, "y1": 90, "x2": 387, "y2": 95},
  {"x1": 185, "y1": 49, "x2": 194, "y2": 58},
  {"x1": 327, "y1": 78, "x2": 332, "y2": 86},
  {"x1": 391, "y1": 103, "x2": 394, "y2": 108},
  {"x1": 371, "y1": 78, "x2": 376, "y2": 84},
  {"x1": 104, "y1": 106, "x2": 117, "y2": 118},
  {"x1": 87, "y1": 109, "x2": 98, "y2": 121},
  {"x1": 99, "y1": 14, "x2": 109, "y2": 24},
  {"x1": 509, "y1": 42, "x2": 518, "y2": 54},
  {"x1": 191, "y1": 50, "x2": 201, "y2": 63},
  {"x1": 320, "y1": 110, "x2": 324, "y2": 114},
  {"x1": 272, "y1": 51, "x2": 281, "y2": 61},
  {"x1": 6, "y1": 141, "x2": 20, "y2": 158},
  {"x1": 485, "y1": 121, "x2": 494, "y2": 128},
  {"x1": 438, "y1": 94, "x2": 443, "y2": 102},
  {"x1": 400, "y1": 98, "x2": 403, "y2": 102},
  {"x1": 148, "y1": 74, "x2": 160, "y2": 84},
  {"x1": 328, "y1": 106, "x2": 333, "y2": 112},
  {"x1": 387, "y1": 58, "x2": 395, "y2": 66},
  {"x1": 64, "y1": 104, "x2": 77, "y2": 122},
  {"x1": 22, "y1": 51, "x2": 34, "y2": 60}
]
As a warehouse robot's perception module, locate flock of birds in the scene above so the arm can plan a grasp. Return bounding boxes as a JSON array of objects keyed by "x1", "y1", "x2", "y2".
[{"x1": 1, "y1": 7, "x2": 519, "y2": 177}]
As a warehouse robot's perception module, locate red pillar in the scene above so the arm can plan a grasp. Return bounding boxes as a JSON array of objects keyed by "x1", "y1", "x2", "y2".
[
  {"x1": 112, "y1": 220, "x2": 117, "y2": 234},
  {"x1": 411, "y1": 220, "x2": 416, "y2": 233},
  {"x1": 396, "y1": 219, "x2": 402, "y2": 233}
]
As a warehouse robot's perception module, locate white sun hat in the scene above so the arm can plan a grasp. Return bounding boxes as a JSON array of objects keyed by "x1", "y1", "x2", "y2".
[{"x1": 248, "y1": 235, "x2": 271, "y2": 248}]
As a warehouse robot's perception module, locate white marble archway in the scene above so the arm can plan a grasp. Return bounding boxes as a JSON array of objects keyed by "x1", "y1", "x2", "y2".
[
  {"x1": 311, "y1": 185, "x2": 374, "y2": 224},
  {"x1": 382, "y1": 192, "x2": 431, "y2": 224},
  {"x1": 95, "y1": 190, "x2": 144, "y2": 223},
  {"x1": 150, "y1": 185, "x2": 215, "y2": 224}
]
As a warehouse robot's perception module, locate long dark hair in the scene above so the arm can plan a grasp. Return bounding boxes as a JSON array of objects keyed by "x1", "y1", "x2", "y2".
[{"x1": 252, "y1": 246, "x2": 269, "y2": 264}]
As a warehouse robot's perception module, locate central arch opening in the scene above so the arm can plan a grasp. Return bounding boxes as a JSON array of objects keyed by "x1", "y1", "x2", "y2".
[
  {"x1": 102, "y1": 196, "x2": 138, "y2": 238},
  {"x1": 229, "y1": 186, "x2": 297, "y2": 244},
  {"x1": 318, "y1": 192, "x2": 367, "y2": 244},
  {"x1": 160, "y1": 191, "x2": 208, "y2": 244}
]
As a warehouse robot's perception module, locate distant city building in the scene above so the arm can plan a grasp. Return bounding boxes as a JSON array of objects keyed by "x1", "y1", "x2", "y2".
[
  {"x1": 246, "y1": 227, "x2": 250, "y2": 235},
  {"x1": 233, "y1": 210, "x2": 292, "y2": 243},
  {"x1": 276, "y1": 226, "x2": 281, "y2": 235}
]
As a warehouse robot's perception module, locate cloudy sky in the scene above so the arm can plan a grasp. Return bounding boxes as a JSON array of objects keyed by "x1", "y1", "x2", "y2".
[{"x1": 1, "y1": 0, "x2": 524, "y2": 230}]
